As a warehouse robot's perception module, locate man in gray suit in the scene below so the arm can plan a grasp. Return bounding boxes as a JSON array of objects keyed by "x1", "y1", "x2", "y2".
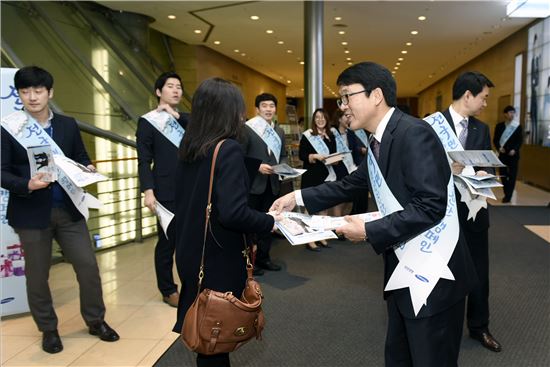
[{"x1": 243, "y1": 93, "x2": 286, "y2": 274}]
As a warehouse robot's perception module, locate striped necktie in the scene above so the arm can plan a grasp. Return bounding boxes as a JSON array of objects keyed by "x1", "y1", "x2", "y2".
[{"x1": 458, "y1": 119, "x2": 468, "y2": 147}]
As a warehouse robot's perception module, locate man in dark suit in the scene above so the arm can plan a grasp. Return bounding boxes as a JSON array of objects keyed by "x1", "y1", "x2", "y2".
[
  {"x1": 136, "y1": 72, "x2": 189, "y2": 307},
  {"x1": 1, "y1": 66, "x2": 119, "y2": 354},
  {"x1": 271, "y1": 62, "x2": 477, "y2": 366},
  {"x1": 441, "y1": 71, "x2": 502, "y2": 352},
  {"x1": 243, "y1": 93, "x2": 287, "y2": 274},
  {"x1": 493, "y1": 105, "x2": 523, "y2": 203}
]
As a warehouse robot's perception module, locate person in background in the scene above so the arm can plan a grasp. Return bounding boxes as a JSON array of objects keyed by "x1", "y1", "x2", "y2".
[
  {"x1": 493, "y1": 105, "x2": 522, "y2": 203},
  {"x1": 298, "y1": 108, "x2": 348, "y2": 251},
  {"x1": 441, "y1": 71, "x2": 502, "y2": 353},
  {"x1": 1, "y1": 66, "x2": 119, "y2": 354},
  {"x1": 136, "y1": 72, "x2": 189, "y2": 307},
  {"x1": 173, "y1": 78, "x2": 279, "y2": 367}
]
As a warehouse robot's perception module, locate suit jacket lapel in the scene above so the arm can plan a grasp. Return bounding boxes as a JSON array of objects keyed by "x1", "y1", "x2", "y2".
[
  {"x1": 379, "y1": 109, "x2": 400, "y2": 177},
  {"x1": 51, "y1": 113, "x2": 65, "y2": 148},
  {"x1": 465, "y1": 118, "x2": 479, "y2": 150}
]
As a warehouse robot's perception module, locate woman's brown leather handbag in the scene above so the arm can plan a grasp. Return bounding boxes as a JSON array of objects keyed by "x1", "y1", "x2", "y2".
[{"x1": 181, "y1": 140, "x2": 265, "y2": 355}]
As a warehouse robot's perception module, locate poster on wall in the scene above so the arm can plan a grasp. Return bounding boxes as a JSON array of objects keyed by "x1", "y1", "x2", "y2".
[
  {"x1": 526, "y1": 17, "x2": 550, "y2": 147},
  {"x1": 0, "y1": 67, "x2": 30, "y2": 316}
]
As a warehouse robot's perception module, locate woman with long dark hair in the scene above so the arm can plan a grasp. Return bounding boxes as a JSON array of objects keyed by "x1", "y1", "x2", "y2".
[{"x1": 173, "y1": 78, "x2": 278, "y2": 367}]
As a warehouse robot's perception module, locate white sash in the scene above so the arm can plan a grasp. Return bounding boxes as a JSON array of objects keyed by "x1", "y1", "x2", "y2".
[
  {"x1": 330, "y1": 127, "x2": 357, "y2": 173},
  {"x1": 499, "y1": 121, "x2": 519, "y2": 148},
  {"x1": 303, "y1": 129, "x2": 336, "y2": 182},
  {"x1": 353, "y1": 128, "x2": 369, "y2": 148},
  {"x1": 246, "y1": 116, "x2": 282, "y2": 163},
  {"x1": 367, "y1": 118, "x2": 459, "y2": 316},
  {"x1": 1, "y1": 111, "x2": 101, "y2": 220},
  {"x1": 141, "y1": 110, "x2": 185, "y2": 148}
]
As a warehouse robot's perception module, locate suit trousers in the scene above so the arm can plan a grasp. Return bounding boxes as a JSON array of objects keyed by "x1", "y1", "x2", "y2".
[
  {"x1": 155, "y1": 200, "x2": 178, "y2": 297},
  {"x1": 14, "y1": 207, "x2": 105, "y2": 332},
  {"x1": 464, "y1": 228, "x2": 490, "y2": 332},
  {"x1": 498, "y1": 156, "x2": 519, "y2": 200},
  {"x1": 385, "y1": 294, "x2": 465, "y2": 367},
  {"x1": 248, "y1": 180, "x2": 277, "y2": 264}
]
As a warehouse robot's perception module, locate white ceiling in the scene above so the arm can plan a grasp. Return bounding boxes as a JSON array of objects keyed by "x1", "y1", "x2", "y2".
[{"x1": 99, "y1": 1, "x2": 535, "y2": 98}]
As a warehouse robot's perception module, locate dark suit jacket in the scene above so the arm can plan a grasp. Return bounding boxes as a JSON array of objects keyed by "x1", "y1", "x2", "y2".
[
  {"x1": 242, "y1": 123, "x2": 287, "y2": 196},
  {"x1": 173, "y1": 139, "x2": 274, "y2": 331},
  {"x1": 298, "y1": 133, "x2": 347, "y2": 189},
  {"x1": 347, "y1": 129, "x2": 368, "y2": 166},
  {"x1": 1, "y1": 113, "x2": 92, "y2": 229},
  {"x1": 442, "y1": 109, "x2": 492, "y2": 232},
  {"x1": 302, "y1": 109, "x2": 477, "y2": 319},
  {"x1": 493, "y1": 121, "x2": 522, "y2": 160},
  {"x1": 136, "y1": 113, "x2": 189, "y2": 202}
]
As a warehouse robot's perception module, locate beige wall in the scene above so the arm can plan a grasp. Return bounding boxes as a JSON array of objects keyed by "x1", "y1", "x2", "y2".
[
  {"x1": 418, "y1": 21, "x2": 549, "y2": 190},
  {"x1": 171, "y1": 42, "x2": 287, "y2": 121}
]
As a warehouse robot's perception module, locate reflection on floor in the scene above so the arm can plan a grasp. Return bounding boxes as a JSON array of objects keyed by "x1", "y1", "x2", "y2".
[{"x1": 1, "y1": 181, "x2": 548, "y2": 366}]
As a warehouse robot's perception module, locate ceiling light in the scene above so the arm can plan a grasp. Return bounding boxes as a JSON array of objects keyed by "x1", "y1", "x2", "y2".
[
  {"x1": 287, "y1": 50, "x2": 293, "y2": 53},
  {"x1": 418, "y1": 15, "x2": 426, "y2": 21},
  {"x1": 346, "y1": 57, "x2": 351, "y2": 61},
  {"x1": 334, "y1": 16, "x2": 342, "y2": 21},
  {"x1": 300, "y1": 61, "x2": 305, "y2": 65},
  {"x1": 344, "y1": 50, "x2": 350, "y2": 54},
  {"x1": 250, "y1": 15, "x2": 259, "y2": 20},
  {"x1": 341, "y1": 41, "x2": 348, "y2": 45},
  {"x1": 287, "y1": 80, "x2": 291, "y2": 84},
  {"x1": 277, "y1": 41, "x2": 284, "y2": 45},
  {"x1": 214, "y1": 41, "x2": 221, "y2": 45},
  {"x1": 194, "y1": 30, "x2": 202, "y2": 34},
  {"x1": 394, "y1": 66, "x2": 399, "y2": 70},
  {"x1": 167, "y1": 15, "x2": 176, "y2": 20},
  {"x1": 406, "y1": 42, "x2": 412, "y2": 46},
  {"x1": 428, "y1": 74, "x2": 433, "y2": 78},
  {"x1": 401, "y1": 50, "x2": 408, "y2": 54},
  {"x1": 241, "y1": 53, "x2": 246, "y2": 56},
  {"x1": 347, "y1": 62, "x2": 352, "y2": 65},
  {"x1": 398, "y1": 57, "x2": 404, "y2": 61},
  {"x1": 118, "y1": 70, "x2": 124, "y2": 76},
  {"x1": 396, "y1": 62, "x2": 401, "y2": 66},
  {"x1": 338, "y1": 31, "x2": 345, "y2": 35},
  {"x1": 411, "y1": 30, "x2": 419, "y2": 35},
  {"x1": 266, "y1": 30, "x2": 274, "y2": 34},
  {"x1": 234, "y1": 49, "x2": 239, "y2": 53}
]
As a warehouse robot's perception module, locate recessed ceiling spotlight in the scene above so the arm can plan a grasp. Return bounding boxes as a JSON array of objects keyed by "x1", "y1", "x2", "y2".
[
  {"x1": 167, "y1": 15, "x2": 176, "y2": 20},
  {"x1": 250, "y1": 15, "x2": 259, "y2": 20},
  {"x1": 300, "y1": 61, "x2": 305, "y2": 65},
  {"x1": 287, "y1": 80, "x2": 291, "y2": 84},
  {"x1": 398, "y1": 57, "x2": 404, "y2": 61},
  {"x1": 287, "y1": 50, "x2": 293, "y2": 53},
  {"x1": 347, "y1": 62, "x2": 352, "y2": 65},
  {"x1": 234, "y1": 49, "x2": 240, "y2": 53},
  {"x1": 338, "y1": 31, "x2": 345, "y2": 35},
  {"x1": 344, "y1": 50, "x2": 350, "y2": 54},
  {"x1": 334, "y1": 16, "x2": 342, "y2": 21},
  {"x1": 396, "y1": 62, "x2": 401, "y2": 66},
  {"x1": 411, "y1": 30, "x2": 419, "y2": 35},
  {"x1": 346, "y1": 57, "x2": 351, "y2": 61},
  {"x1": 428, "y1": 74, "x2": 433, "y2": 78},
  {"x1": 241, "y1": 53, "x2": 246, "y2": 56},
  {"x1": 277, "y1": 41, "x2": 284, "y2": 45},
  {"x1": 418, "y1": 15, "x2": 426, "y2": 21},
  {"x1": 214, "y1": 41, "x2": 221, "y2": 45},
  {"x1": 266, "y1": 30, "x2": 274, "y2": 34},
  {"x1": 341, "y1": 41, "x2": 348, "y2": 45},
  {"x1": 406, "y1": 42, "x2": 412, "y2": 46},
  {"x1": 118, "y1": 70, "x2": 124, "y2": 76},
  {"x1": 394, "y1": 66, "x2": 399, "y2": 70},
  {"x1": 194, "y1": 30, "x2": 202, "y2": 34},
  {"x1": 401, "y1": 50, "x2": 408, "y2": 54}
]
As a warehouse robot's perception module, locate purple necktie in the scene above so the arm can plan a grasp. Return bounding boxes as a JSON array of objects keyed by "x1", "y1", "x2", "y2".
[{"x1": 370, "y1": 138, "x2": 380, "y2": 161}]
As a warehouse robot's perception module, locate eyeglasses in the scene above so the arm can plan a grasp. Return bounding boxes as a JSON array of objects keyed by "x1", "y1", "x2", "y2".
[{"x1": 337, "y1": 90, "x2": 366, "y2": 108}]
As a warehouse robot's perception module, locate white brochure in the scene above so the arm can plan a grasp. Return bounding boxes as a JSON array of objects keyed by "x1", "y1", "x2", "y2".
[
  {"x1": 275, "y1": 212, "x2": 338, "y2": 246},
  {"x1": 272, "y1": 163, "x2": 306, "y2": 179},
  {"x1": 155, "y1": 202, "x2": 174, "y2": 239},
  {"x1": 53, "y1": 155, "x2": 107, "y2": 187},
  {"x1": 447, "y1": 150, "x2": 505, "y2": 167}
]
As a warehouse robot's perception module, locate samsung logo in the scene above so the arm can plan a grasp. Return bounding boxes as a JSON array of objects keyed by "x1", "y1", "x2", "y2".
[
  {"x1": 1, "y1": 297, "x2": 15, "y2": 304},
  {"x1": 415, "y1": 274, "x2": 429, "y2": 283}
]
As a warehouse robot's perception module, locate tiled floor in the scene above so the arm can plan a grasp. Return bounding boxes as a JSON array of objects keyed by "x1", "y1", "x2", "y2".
[{"x1": 1, "y1": 181, "x2": 549, "y2": 366}]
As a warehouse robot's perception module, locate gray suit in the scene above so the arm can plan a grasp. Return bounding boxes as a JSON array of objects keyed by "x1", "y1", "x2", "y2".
[{"x1": 243, "y1": 123, "x2": 286, "y2": 264}]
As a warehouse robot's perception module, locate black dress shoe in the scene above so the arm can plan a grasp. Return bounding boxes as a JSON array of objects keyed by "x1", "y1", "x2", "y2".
[
  {"x1": 256, "y1": 260, "x2": 281, "y2": 271},
  {"x1": 502, "y1": 197, "x2": 511, "y2": 203},
  {"x1": 252, "y1": 267, "x2": 265, "y2": 276},
  {"x1": 470, "y1": 331, "x2": 502, "y2": 352},
  {"x1": 89, "y1": 321, "x2": 120, "y2": 342},
  {"x1": 42, "y1": 330, "x2": 63, "y2": 354}
]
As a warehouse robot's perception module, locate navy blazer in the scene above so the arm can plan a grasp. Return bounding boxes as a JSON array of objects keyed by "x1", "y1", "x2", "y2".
[
  {"x1": 347, "y1": 128, "x2": 368, "y2": 166},
  {"x1": 442, "y1": 109, "x2": 492, "y2": 232},
  {"x1": 301, "y1": 109, "x2": 477, "y2": 319},
  {"x1": 136, "y1": 113, "x2": 189, "y2": 202},
  {"x1": 493, "y1": 121, "x2": 522, "y2": 160},
  {"x1": 1, "y1": 113, "x2": 92, "y2": 229}
]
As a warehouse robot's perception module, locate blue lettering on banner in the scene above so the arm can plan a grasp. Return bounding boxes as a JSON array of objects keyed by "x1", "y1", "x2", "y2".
[
  {"x1": 25, "y1": 124, "x2": 43, "y2": 138},
  {"x1": 404, "y1": 266, "x2": 414, "y2": 273},
  {"x1": 415, "y1": 274, "x2": 429, "y2": 283},
  {"x1": 0, "y1": 85, "x2": 23, "y2": 111},
  {"x1": 1, "y1": 297, "x2": 16, "y2": 304}
]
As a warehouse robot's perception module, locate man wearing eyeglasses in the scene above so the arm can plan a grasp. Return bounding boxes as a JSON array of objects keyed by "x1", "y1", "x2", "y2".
[{"x1": 271, "y1": 62, "x2": 477, "y2": 367}]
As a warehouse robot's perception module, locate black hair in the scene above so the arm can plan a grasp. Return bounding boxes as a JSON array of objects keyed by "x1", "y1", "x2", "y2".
[
  {"x1": 503, "y1": 105, "x2": 516, "y2": 113},
  {"x1": 14, "y1": 66, "x2": 54, "y2": 91},
  {"x1": 336, "y1": 62, "x2": 397, "y2": 107},
  {"x1": 331, "y1": 109, "x2": 346, "y2": 129},
  {"x1": 154, "y1": 71, "x2": 182, "y2": 101},
  {"x1": 311, "y1": 108, "x2": 334, "y2": 139},
  {"x1": 452, "y1": 71, "x2": 494, "y2": 100},
  {"x1": 179, "y1": 78, "x2": 245, "y2": 162},
  {"x1": 255, "y1": 93, "x2": 277, "y2": 108}
]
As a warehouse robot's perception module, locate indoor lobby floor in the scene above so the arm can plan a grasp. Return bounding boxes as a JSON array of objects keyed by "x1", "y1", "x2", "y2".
[{"x1": 1, "y1": 181, "x2": 548, "y2": 367}]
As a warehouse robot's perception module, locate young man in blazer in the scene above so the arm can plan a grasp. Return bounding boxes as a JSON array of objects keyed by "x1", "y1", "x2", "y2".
[
  {"x1": 243, "y1": 93, "x2": 287, "y2": 274},
  {"x1": 493, "y1": 105, "x2": 523, "y2": 203},
  {"x1": 441, "y1": 71, "x2": 502, "y2": 352},
  {"x1": 136, "y1": 72, "x2": 189, "y2": 307},
  {"x1": 271, "y1": 62, "x2": 477, "y2": 366},
  {"x1": 1, "y1": 66, "x2": 119, "y2": 354}
]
